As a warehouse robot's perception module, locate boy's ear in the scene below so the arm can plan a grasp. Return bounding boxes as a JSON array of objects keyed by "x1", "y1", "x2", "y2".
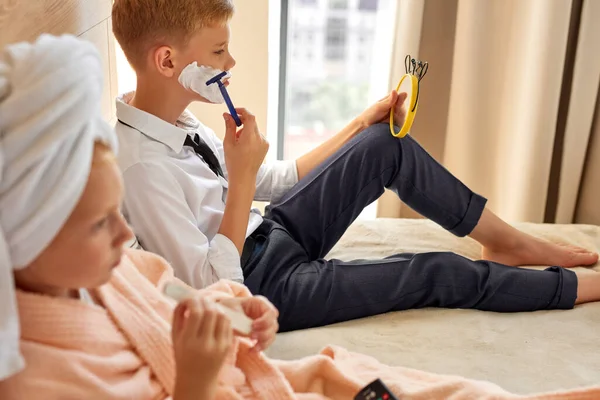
[{"x1": 153, "y1": 46, "x2": 176, "y2": 78}]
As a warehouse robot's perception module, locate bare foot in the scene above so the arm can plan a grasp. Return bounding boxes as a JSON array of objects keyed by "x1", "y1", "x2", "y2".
[
  {"x1": 481, "y1": 233, "x2": 598, "y2": 267},
  {"x1": 575, "y1": 271, "x2": 600, "y2": 304}
]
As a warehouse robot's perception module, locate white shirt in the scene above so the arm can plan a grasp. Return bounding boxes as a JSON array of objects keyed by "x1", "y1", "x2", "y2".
[{"x1": 115, "y1": 93, "x2": 298, "y2": 288}]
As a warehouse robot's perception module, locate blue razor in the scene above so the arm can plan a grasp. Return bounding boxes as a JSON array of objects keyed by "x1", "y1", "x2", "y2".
[{"x1": 206, "y1": 71, "x2": 242, "y2": 127}]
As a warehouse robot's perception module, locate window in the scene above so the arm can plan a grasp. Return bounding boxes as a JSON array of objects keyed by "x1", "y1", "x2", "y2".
[
  {"x1": 325, "y1": 17, "x2": 347, "y2": 60},
  {"x1": 329, "y1": 0, "x2": 348, "y2": 9},
  {"x1": 276, "y1": 0, "x2": 396, "y2": 218},
  {"x1": 358, "y1": 0, "x2": 379, "y2": 11}
]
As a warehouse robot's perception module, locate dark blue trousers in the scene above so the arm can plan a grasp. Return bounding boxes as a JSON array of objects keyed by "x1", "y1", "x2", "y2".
[{"x1": 241, "y1": 123, "x2": 577, "y2": 332}]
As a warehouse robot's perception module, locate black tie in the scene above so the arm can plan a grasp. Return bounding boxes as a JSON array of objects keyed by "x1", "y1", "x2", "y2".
[{"x1": 184, "y1": 133, "x2": 225, "y2": 178}]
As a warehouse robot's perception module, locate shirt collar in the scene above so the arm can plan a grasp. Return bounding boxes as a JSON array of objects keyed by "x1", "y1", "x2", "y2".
[{"x1": 116, "y1": 92, "x2": 199, "y2": 153}]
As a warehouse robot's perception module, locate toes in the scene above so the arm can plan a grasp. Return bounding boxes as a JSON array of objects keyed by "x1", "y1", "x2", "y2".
[
  {"x1": 572, "y1": 245, "x2": 594, "y2": 254},
  {"x1": 577, "y1": 247, "x2": 597, "y2": 255},
  {"x1": 550, "y1": 244, "x2": 598, "y2": 267},
  {"x1": 556, "y1": 243, "x2": 597, "y2": 256},
  {"x1": 570, "y1": 252, "x2": 598, "y2": 266}
]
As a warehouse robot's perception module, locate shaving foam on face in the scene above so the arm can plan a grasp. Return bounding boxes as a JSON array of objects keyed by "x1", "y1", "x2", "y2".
[{"x1": 178, "y1": 62, "x2": 231, "y2": 104}]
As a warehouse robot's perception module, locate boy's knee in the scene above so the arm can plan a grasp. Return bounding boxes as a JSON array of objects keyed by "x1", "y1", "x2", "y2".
[
  {"x1": 363, "y1": 122, "x2": 392, "y2": 139},
  {"x1": 357, "y1": 122, "x2": 405, "y2": 157}
]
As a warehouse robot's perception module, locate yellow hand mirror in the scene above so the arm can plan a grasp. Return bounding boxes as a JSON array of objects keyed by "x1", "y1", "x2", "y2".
[{"x1": 390, "y1": 55, "x2": 428, "y2": 138}]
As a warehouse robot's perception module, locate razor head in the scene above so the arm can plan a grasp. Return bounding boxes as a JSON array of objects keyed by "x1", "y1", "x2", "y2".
[{"x1": 206, "y1": 71, "x2": 229, "y2": 86}]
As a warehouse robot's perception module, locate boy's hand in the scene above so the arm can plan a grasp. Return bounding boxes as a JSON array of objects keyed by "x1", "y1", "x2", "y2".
[
  {"x1": 217, "y1": 295, "x2": 279, "y2": 352},
  {"x1": 357, "y1": 90, "x2": 408, "y2": 129},
  {"x1": 172, "y1": 297, "x2": 233, "y2": 399},
  {"x1": 223, "y1": 108, "x2": 269, "y2": 182}
]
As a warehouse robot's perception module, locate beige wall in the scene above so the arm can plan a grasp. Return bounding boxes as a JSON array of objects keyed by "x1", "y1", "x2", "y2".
[
  {"x1": 1, "y1": 0, "x2": 118, "y2": 124},
  {"x1": 188, "y1": 1, "x2": 270, "y2": 140}
]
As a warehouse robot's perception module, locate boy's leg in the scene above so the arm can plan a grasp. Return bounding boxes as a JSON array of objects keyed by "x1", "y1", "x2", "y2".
[
  {"x1": 262, "y1": 250, "x2": 578, "y2": 332},
  {"x1": 266, "y1": 123, "x2": 597, "y2": 267},
  {"x1": 266, "y1": 123, "x2": 486, "y2": 260}
]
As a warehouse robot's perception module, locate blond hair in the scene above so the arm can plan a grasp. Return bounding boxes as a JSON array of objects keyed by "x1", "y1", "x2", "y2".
[{"x1": 112, "y1": 0, "x2": 234, "y2": 70}]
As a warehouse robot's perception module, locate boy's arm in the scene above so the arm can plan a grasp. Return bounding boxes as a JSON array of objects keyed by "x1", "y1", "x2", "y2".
[
  {"x1": 208, "y1": 125, "x2": 297, "y2": 205},
  {"x1": 199, "y1": 127, "x2": 256, "y2": 253},
  {"x1": 295, "y1": 91, "x2": 405, "y2": 180},
  {"x1": 217, "y1": 179, "x2": 255, "y2": 254},
  {"x1": 123, "y1": 162, "x2": 243, "y2": 288},
  {"x1": 295, "y1": 118, "x2": 365, "y2": 180}
]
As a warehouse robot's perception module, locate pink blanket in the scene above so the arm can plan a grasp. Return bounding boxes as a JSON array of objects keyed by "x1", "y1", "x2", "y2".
[{"x1": 0, "y1": 249, "x2": 597, "y2": 399}]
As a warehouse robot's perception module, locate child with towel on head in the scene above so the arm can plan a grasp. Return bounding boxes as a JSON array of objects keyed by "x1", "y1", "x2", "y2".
[
  {"x1": 1, "y1": 33, "x2": 600, "y2": 400},
  {"x1": 111, "y1": 0, "x2": 599, "y2": 333}
]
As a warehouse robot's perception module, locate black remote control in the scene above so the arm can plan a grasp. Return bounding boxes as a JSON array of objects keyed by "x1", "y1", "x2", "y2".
[{"x1": 354, "y1": 378, "x2": 399, "y2": 400}]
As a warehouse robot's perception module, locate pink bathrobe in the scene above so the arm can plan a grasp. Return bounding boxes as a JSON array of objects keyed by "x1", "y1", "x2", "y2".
[{"x1": 0, "y1": 249, "x2": 598, "y2": 400}]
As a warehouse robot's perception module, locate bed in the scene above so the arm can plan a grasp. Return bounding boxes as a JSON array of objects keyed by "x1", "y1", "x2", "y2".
[{"x1": 266, "y1": 218, "x2": 600, "y2": 394}]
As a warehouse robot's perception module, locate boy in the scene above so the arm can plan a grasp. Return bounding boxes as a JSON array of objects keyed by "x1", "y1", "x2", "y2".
[{"x1": 111, "y1": 0, "x2": 598, "y2": 332}]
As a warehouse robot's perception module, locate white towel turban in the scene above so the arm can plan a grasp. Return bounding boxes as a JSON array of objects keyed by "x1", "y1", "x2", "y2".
[{"x1": 0, "y1": 34, "x2": 118, "y2": 380}]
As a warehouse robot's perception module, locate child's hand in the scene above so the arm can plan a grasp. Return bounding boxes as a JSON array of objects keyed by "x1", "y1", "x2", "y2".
[
  {"x1": 223, "y1": 108, "x2": 269, "y2": 182},
  {"x1": 172, "y1": 297, "x2": 233, "y2": 399},
  {"x1": 357, "y1": 90, "x2": 408, "y2": 129},
  {"x1": 217, "y1": 295, "x2": 279, "y2": 352}
]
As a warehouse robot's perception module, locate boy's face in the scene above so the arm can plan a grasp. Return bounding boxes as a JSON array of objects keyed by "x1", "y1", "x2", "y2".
[
  {"x1": 184, "y1": 23, "x2": 236, "y2": 70},
  {"x1": 176, "y1": 23, "x2": 236, "y2": 101}
]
